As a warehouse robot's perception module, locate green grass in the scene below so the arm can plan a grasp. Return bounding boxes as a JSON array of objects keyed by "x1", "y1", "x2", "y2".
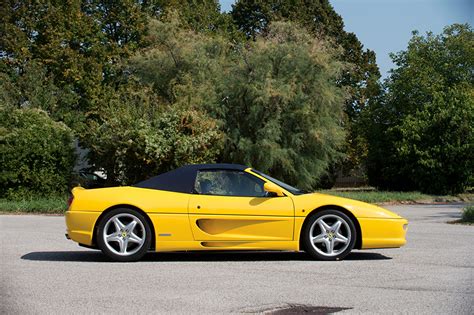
[
  {"x1": 317, "y1": 190, "x2": 473, "y2": 204},
  {"x1": 0, "y1": 195, "x2": 68, "y2": 214}
]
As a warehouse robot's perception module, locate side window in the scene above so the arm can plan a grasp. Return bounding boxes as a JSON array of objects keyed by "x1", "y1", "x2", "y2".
[{"x1": 194, "y1": 170, "x2": 266, "y2": 197}]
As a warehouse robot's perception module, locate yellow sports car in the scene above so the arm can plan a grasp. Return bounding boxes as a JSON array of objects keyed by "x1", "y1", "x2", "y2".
[{"x1": 65, "y1": 164, "x2": 408, "y2": 262}]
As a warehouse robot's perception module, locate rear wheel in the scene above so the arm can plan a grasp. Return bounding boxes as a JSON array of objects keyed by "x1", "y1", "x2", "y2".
[
  {"x1": 97, "y1": 208, "x2": 152, "y2": 262},
  {"x1": 302, "y1": 210, "x2": 356, "y2": 261}
]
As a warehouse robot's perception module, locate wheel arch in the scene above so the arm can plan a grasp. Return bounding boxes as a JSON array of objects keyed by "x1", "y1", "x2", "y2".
[
  {"x1": 92, "y1": 204, "x2": 156, "y2": 250},
  {"x1": 299, "y1": 205, "x2": 362, "y2": 250}
]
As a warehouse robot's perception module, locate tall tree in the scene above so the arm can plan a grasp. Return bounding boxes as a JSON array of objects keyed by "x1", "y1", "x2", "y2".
[
  {"x1": 231, "y1": 0, "x2": 381, "y2": 179},
  {"x1": 82, "y1": 0, "x2": 148, "y2": 53},
  {"x1": 218, "y1": 22, "x2": 347, "y2": 188},
  {"x1": 0, "y1": 0, "x2": 150, "y2": 122},
  {"x1": 131, "y1": 20, "x2": 347, "y2": 189},
  {"x1": 364, "y1": 24, "x2": 473, "y2": 194},
  {"x1": 142, "y1": 0, "x2": 229, "y2": 34}
]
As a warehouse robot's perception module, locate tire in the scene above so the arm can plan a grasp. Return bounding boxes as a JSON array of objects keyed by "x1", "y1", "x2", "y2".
[
  {"x1": 96, "y1": 208, "x2": 152, "y2": 262},
  {"x1": 302, "y1": 209, "x2": 356, "y2": 261}
]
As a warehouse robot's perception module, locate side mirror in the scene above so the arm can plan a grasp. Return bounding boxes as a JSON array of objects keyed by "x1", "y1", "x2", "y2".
[{"x1": 264, "y1": 182, "x2": 285, "y2": 197}]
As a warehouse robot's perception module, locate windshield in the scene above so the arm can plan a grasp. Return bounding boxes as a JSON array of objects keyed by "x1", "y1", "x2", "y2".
[{"x1": 251, "y1": 169, "x2": 306, "y2": 195}]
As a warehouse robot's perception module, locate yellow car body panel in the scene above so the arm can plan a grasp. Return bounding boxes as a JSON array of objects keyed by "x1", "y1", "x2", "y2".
[
  {"x1": 65, "y1": 168, "x2": 408, "y2": 252},
  {"x1": 358, "y1": 218, "x2": 407, "y2": 248},
  {"x1": 65, "y1": 210, "x2": 101, "y2": 245},
  {"x1": 291, "y1": 192, "x2": 403, "y2": 219},
  {"x1": 188, "y1": 194, "x2": 294, "y2": 241}
]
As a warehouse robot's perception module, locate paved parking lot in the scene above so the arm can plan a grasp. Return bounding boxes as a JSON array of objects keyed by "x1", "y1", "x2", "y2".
[{"x1": 1, "y1": 204, "x2": 473, "y2": 314}]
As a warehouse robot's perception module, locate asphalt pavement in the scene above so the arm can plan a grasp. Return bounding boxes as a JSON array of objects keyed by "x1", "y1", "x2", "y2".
[{"x1": 1, "y1": 204, "x2": 473, "y2": 314}]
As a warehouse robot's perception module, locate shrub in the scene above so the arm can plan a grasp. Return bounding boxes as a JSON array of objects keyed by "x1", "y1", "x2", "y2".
[
  {"x1": 0, "y1": 107, "x2": 76, "y2": 198},
  {"x1": 462, "y1": 205, "x2": 474, "y2": 223}
]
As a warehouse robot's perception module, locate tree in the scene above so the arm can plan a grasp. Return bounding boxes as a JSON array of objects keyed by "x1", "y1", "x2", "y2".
[
  {"x1": 219, "y1": 22, "x2": 347, "y2": 189},
  {"x1": 0, "y1": 0, "x2": 150, "y2": 123},
  {"x1": 82, "y1": 0, "x2": 148, "y2": 53},
  {"x1": 0, "y1": 61, "x2": 79, "y2": 122},
  {"x1": 130, "y1": 20, "x2": 347, "y2": 189},
  {"x1": 231, "y1": 0, "x2": 381, "y2": 179},
  {"x1": 141, "y1": 0, "x2": 235, "y2": 34},
  {"x1": 0, "y1": 3, "x2": 231, "y2": 187},
  {"x1": 231, "y1": 0, "x2": 380, "y2": 108},
  {"x1": 365, "y1": 24, "x2": 473, "y2": 194}
]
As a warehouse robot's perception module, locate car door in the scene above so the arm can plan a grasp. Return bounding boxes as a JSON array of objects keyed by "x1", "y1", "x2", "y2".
[{"x1": 188, "y1": 169, "x2": 294, "y2": 241}]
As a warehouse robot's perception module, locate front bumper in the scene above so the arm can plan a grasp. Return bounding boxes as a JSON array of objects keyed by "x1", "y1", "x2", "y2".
[{"x1": 359, "y1": 218, "x2": 408, "y2": 249}]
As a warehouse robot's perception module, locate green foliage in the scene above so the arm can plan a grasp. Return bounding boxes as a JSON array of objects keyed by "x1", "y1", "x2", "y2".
[
  {"x1": 462, "y1": 205, "x2": 474, "y2": 223},
  {"x1": 232, "y1": 0, "x2": 381, "y2": 175},
  {"x1": 0, "y1": 61, "x2": 80, "y2": 124},
  {"x1": 80, "y1": 82, "x2": 223, "y2": 185},
  {"x1": 148, "y1": 0, "x2": 231, "y2": 34},
  {"x1": 82, "y1": 0, "x2": 148, "y2": 52},
  {"x1": 131, "y1": 20, "x2": 347, "y2": 189},
  {"x1": 365, "y1": 24, "x2": 474, "y2": 194},
  {"x1": 218, "y1": 23, "x2": 346, "y2": 189},
  {"x1": 0, "y1": 0, "x2": 150, "y2": 120},
  {"x1": 0, "y1": 107, "x2": 76, "y2": 198},
  {"x1": 231, "y1": 0, "x2": 380, "y2": 111}
]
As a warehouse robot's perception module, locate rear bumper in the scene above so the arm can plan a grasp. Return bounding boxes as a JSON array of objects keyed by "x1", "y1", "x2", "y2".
[
  {"x1": 65, "y1": 211, "x2": 101, "y2": 246},
  {"x1": 359, "y1": 217, "x2": 408, "y2": 249}
]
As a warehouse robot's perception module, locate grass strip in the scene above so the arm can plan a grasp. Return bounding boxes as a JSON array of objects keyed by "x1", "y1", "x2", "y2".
[
  {"x1": 317, "y1": 190, "x2": 473, "y2": 204},
  {"x1": 0, "y1": 195, "x2": 67, "y2": 214}
]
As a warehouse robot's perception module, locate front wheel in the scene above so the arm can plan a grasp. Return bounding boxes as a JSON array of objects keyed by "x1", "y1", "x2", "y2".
[
  {"x1": 97, "y1": 208, "x2": 152, "y2": 262},
  {"x1": 302, "y1": 210, "x2": 356, "y2": 261}
]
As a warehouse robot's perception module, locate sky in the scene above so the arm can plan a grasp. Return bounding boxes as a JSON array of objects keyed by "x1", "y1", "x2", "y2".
[{"x1": 219, "y1": 0, "x2": 473, "y2": 78}]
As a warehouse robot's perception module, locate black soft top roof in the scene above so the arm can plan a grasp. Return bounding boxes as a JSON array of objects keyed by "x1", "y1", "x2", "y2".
[{"x1": 133, "y1": 163, "x2": 248, "y2": 193}]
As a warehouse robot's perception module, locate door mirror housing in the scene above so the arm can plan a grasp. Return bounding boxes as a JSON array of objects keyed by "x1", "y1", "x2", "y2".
[{"x1": 263, "y1": 182, "x2": 285, "y2": 197}]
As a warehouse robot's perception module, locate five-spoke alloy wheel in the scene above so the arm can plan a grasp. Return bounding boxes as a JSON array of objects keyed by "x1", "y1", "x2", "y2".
[
  {"x1": 303, "y1": 210, "x2": 356, "y2": 261},
  {"x1": 97, "y1": 208, "x2": 152, "y2": 262}
]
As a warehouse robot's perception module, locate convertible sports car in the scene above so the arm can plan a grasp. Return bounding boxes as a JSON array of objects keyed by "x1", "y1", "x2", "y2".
[{"x1": 65, "y1": 164, "x2": 408, "y2": 262}]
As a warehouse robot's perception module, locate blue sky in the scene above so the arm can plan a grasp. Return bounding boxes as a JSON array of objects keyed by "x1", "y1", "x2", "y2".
[{"x1": 219, "y1": 0, "x2": 473, "y2": 78}]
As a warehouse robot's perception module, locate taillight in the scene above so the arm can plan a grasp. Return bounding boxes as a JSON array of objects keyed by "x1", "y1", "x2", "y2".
[{"x1": 67, "y1": 195, "x2": 74, "y2": 208}]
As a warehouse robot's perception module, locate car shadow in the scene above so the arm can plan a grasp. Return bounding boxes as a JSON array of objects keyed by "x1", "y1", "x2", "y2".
[{"x1": 21, "y1": 250, "x2": 391, "y2": 263}]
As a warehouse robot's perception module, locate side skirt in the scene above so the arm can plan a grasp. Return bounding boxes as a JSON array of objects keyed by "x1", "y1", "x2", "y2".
[{"x1": 153, "y1": 240, "x2": 299, "y2": 252}]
